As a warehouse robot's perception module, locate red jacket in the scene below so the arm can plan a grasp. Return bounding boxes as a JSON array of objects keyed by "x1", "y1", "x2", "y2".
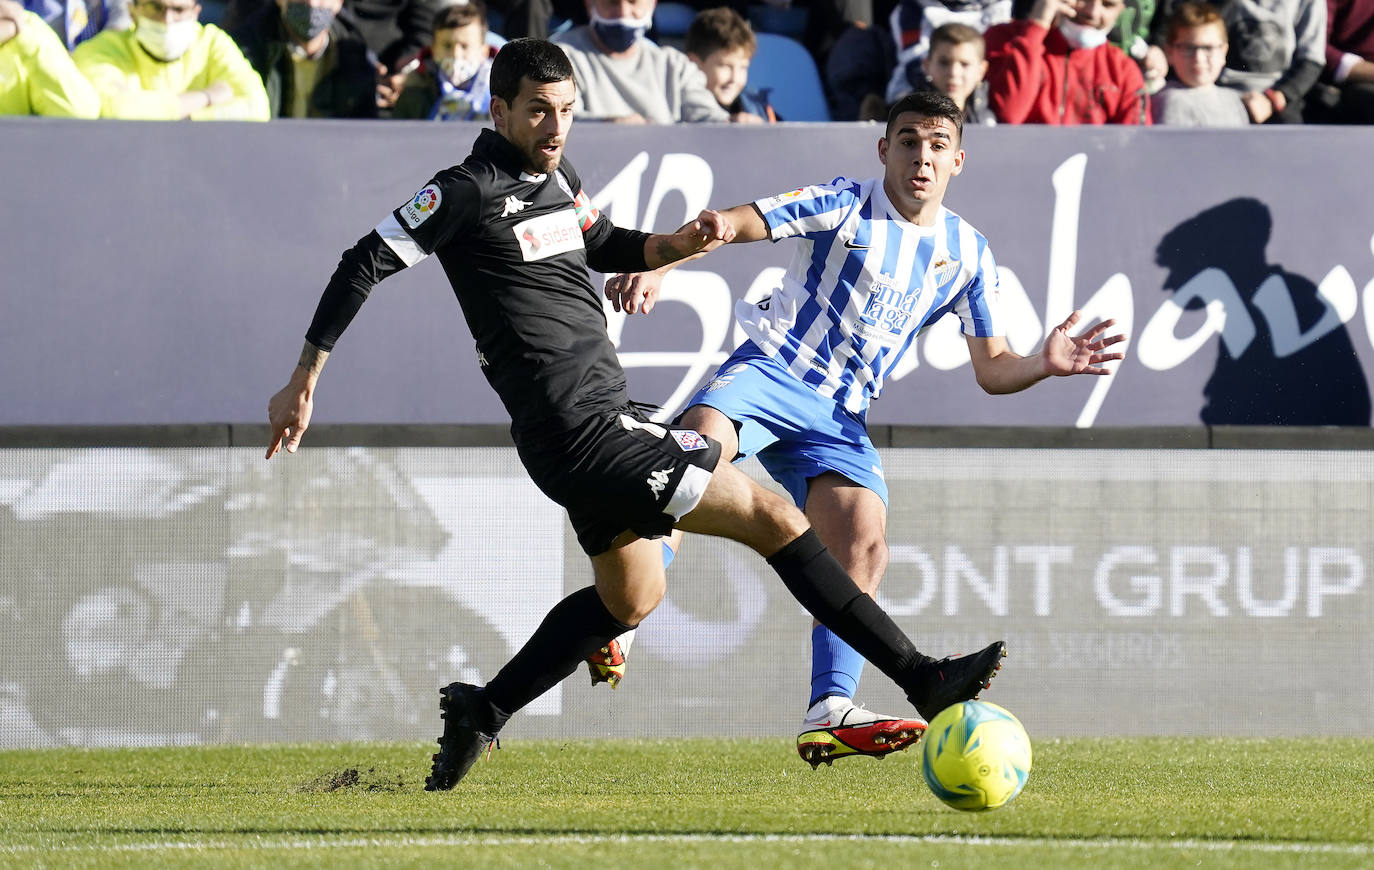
[
  {"x1": 1325, "y1": 0, "x2": 1374, "y2": 74},
  {"x1": 985, "y1": 20, "x2": 1151, "y2": 125}
]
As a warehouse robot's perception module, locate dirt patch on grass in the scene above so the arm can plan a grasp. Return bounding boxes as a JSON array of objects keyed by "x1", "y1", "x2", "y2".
[{"x1": 298, "y1": 767, "x2": 406, "y2": 793}]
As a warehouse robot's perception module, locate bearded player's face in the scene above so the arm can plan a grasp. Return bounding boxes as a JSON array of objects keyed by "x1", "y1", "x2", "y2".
[{"x1": 493, "y1": 76, "x2": 575, "y2": 175}]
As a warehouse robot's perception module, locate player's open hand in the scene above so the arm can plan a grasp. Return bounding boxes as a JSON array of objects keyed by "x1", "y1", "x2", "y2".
[
  {"x1": 266, "y1": 379, "x2": 314, "y2": 460},
  {"x1": 605, "y1": 270, "x2": 665, "y2": 314},
  {"x1": 1042, "y1": 311, "x2": 1126, "y2": 376}
]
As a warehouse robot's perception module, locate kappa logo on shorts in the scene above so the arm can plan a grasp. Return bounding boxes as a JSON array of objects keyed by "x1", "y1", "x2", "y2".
[
  {"x1": 646, "y1": 468, "x2": 671, "y2": 497},
  {"x1": 704, "y1": 363, "x2": 748, "y2": 393},
  {"x1": 401, "y1": 185, "x2": 442, "y2": 229},
  {"x1": 670, "y1": 430, "x2": 709, "y2": 452}
]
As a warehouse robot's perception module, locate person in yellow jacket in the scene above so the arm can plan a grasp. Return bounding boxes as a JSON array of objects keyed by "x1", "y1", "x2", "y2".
[
  {"x1": 0, "y1": 0, "x2": 100, "y2": 116},
  {"x1": 73, "y1": 0, "x2": 269, "y2": 119}
]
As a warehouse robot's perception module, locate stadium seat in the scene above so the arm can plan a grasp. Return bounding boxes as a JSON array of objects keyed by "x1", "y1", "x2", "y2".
[
  {"x1": 748, "y1": 4, "x2": 807, "y2": 39},
  {"x1": 747, "y1": 32, "x2": 830, "y2": 122},
  {"x1": 653, "y1": 2, "x2": 696, "y2": 37},
  {"x1": 653, "y1": 1, "x2": 695, "y2": 49},
  {"x1": 199, "y1": 0, "x2": 226, "y2": 25}
]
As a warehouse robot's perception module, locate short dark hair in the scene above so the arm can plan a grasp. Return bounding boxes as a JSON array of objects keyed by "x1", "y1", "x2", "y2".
[
  {"x1": 885, "y1": 90, "x2": 964, "y2": 142},
  {"x1": 434, "y1": 0, "x2": 487, "y2": 34},
  {"x1": 684, "y1": 7, "x2": 756, "y2": 59},
  {"x1": 489, "y1": 38, "x2": 574, "y2": 105}
]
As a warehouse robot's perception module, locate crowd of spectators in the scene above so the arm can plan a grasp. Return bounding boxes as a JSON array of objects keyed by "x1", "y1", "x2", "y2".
[{"x1": 1, "y1": 0, "x2": 1369, "y2": 124}]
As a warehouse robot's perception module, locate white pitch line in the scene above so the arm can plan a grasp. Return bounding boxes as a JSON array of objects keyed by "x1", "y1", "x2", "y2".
[{"x1": 1, "y1": 833, "x2": 1372, "y2": 856}]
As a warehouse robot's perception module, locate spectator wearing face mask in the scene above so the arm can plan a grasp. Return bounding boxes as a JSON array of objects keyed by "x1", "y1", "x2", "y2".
[
  {"x1": 984, "y1": 0, "x2": 1152, "y2": 122},
  {"x1": 552, "y1": 0, "x2": 728, "y2": 122},
  {"x1": 73, "y1": 0, "x2": 269, "y2": 118},
  {"x1": 392, "y1": 0, "x2": 493, "y2": 119},
  {"x1": 233, "y1": 0, "x2": 380, "y2": 116}
]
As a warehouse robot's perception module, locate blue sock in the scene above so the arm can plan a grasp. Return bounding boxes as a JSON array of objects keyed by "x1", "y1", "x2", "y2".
[
  {"x1": 809, "y1": 624, "x2": 865, "y2": 708},
  {"x1": 662, "y1": 541, "x2": 676, "y2": 569}
]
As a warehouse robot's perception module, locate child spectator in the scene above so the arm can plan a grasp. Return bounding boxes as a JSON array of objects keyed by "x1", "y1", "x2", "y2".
[
  {"x1": 74, "y1": 0, "x2": 269, "y2": 119},
  {"x1": 885, "y1": 0, "x2": 1012, "y2": 103},
  {"x1": 1151, "y1": 0, "x2": 1326, "y2": 123},
  {"x1": 232, "y1": 0, "x2": 380, "y2": 117},
  {"x1": 984, "y1": 0, "x2": 1152, "y2": 123},
  {"x1": 684, "y1": 5, "x2": 774, "y2": 122},
  {"x1": 0, "y1": 0, "x2": 100, "y2": 115},
  {"x1": 392, "y1": 0, "x2": 493, "y2": 119},
  {"x1": 1152, "y1": 1, "x2": 1249, "y2": 124},
  {"x1": 920, "y1": 22, "x2": 995, "y2": 124}
]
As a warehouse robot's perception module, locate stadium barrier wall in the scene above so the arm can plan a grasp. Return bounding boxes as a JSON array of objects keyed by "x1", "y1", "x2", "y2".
[
  {"x1": 2, "y1": 441, "x2": 1370, "y2": 747},
  {"x1": 3, "y1": 119, "x2": 1374, "y2": 428},
  {"x1": 4, "y1": 120, "x2": 1371, "y2": 747}
]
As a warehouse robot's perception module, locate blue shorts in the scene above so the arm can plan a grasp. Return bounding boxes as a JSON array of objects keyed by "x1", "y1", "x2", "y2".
[{"x1": 683, "y1": 341, "x2": 888, "y2": 508}]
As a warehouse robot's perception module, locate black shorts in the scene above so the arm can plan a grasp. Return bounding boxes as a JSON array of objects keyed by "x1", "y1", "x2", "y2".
[{"x1": 515, "y1": 404, "x2": 723, "y2": 556}]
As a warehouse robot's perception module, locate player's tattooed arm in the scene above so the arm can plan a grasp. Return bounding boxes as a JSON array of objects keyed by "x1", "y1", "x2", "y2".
[
  {"x1": 267, "y1": 342, "x2": 329, "y2": 460},
  {"x1": 296, "y1": 341, "x2": 330, "y2": 377},
  {"x1": 643, "y1": 209, "x2": 736, "y2": 269}
]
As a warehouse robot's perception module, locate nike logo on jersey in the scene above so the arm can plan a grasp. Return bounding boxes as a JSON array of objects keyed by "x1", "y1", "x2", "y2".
[
  {"x1": 502, "y1": 195, "x2": 532, "y2": 217},
  {"x1": 843, "y1": 239, "x2": 870, "y2": 250}
]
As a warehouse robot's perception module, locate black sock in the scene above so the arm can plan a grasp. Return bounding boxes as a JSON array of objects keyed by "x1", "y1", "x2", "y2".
[
  {"x1": 482, "y1": 585, "x2": 635, "y2": 731},
  {"x1": 767, "y1": 529, "x2": 932, "y2": 695}
]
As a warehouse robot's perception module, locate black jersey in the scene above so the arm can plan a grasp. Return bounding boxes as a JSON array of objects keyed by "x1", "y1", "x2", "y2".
[{"x1": 305, "y1": 129, "x2": 653, "y2": 439}]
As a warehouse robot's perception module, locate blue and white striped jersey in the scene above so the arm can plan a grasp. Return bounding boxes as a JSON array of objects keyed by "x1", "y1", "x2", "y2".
[{"x1": 738, "y1": 176, "x2": 1005, "y2": 414}]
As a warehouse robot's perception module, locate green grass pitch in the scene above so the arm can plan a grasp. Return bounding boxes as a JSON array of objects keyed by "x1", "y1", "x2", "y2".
[{"x1": 1, "y1": 738, "x2": 1371, "y2": 868}]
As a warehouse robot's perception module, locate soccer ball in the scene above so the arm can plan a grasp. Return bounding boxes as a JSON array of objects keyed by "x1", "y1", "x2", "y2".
[{"x1": 921, "y1": 700, "x2": 1032, "y2": 811}]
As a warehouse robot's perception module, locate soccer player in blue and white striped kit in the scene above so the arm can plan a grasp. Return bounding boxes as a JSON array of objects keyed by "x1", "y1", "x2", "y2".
[{"x1": 597, "y1": 89, "x2": 1125, "y2": 767}]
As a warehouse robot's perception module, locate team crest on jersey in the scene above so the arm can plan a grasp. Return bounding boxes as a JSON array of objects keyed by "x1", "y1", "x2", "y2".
[
  {"x1": 932, "y1": 257, "x2": 961, "y2": 285},
  {"x1": 512, "y1": 209, "x2": 584, "y2": 261},
  {"x1": 401, "y1": 185, "x2": 441, "y2": 228},
  {"x1": 670, "y1": 429, "x2": 709, "y2": 452}
]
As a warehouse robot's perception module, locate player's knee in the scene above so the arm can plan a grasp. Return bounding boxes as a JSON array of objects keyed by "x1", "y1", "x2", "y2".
[
  {"x1": 853, "y1": 536, "x2": 888, "y2": 594},
  {"x1": 756, "y1": 489, "x2": 810, "y2": 544},
  {"x1": 828, "y1": 532, "x2": 886, "y2": 593},
  {"x1": 599, "y1": 575, "x2": 665, "y2": 625}
]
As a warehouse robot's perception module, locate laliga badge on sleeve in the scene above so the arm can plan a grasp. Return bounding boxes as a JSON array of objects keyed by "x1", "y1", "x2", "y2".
[{"x1": 401, "y1": 185, "x2": 443, "y2": 229}]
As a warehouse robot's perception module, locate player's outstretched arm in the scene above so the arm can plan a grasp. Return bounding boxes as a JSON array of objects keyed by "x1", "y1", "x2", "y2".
[
  {"x1": 643, "y1": 208, "x2": 737, "y2": 269},
  {"x1": 606, "y1": 205, "x2": 770, "y2": 314},
  {"x1": 965, "y1": 310, "x2": 1126, "y2": 395},
  {"x1": 266, "y1": 341, "x2": 328, "y2": 460}
]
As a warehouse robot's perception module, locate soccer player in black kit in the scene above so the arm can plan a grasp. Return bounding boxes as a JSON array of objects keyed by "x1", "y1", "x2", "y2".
[{"x1": 266, "y1": 37, "x2": 1007, "y2": 790}]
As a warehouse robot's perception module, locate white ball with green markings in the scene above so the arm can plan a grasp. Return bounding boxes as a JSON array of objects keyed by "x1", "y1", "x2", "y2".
[{"x1": 921, "y1": 700, "x2": 1032, "y2": 811}]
